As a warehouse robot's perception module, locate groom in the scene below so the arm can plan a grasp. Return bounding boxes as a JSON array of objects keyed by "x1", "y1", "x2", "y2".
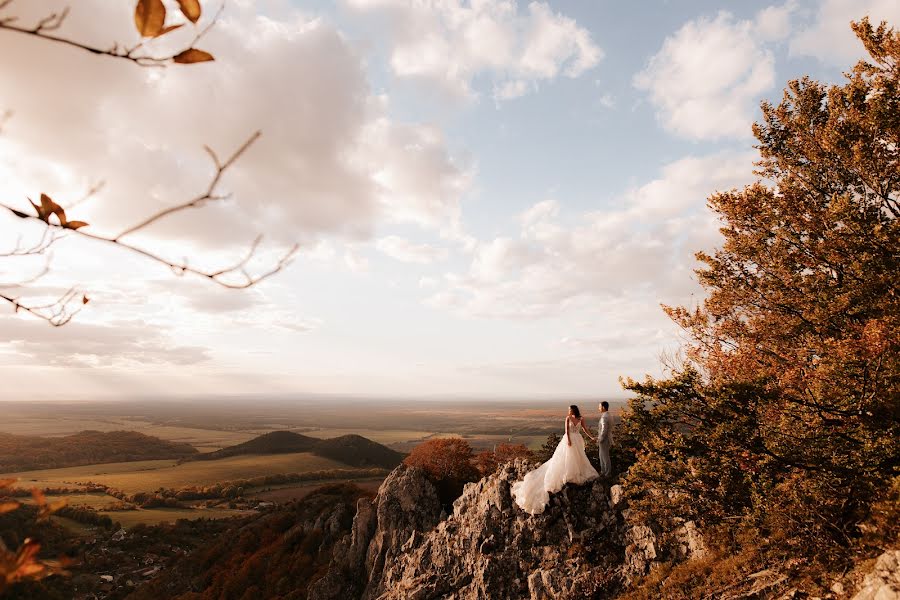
[{"x1": 597, "y1": 401, "x2": 613, "y2": 477}]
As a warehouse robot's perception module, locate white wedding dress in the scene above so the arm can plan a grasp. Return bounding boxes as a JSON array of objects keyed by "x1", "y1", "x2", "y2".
[{"x1": 511, "y1": 416, "x2": 599, "y2": 515}]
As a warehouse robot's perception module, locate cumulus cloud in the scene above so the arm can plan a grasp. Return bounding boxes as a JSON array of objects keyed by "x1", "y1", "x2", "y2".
[
  {"x1": 634, "y1": 6, "x2": 793, "y2": 140},
  {"x1": 1, "y1": 317, "x2": 210, "y2": 367},
  {"x1": 791, "y1": 0, "x2": 900, "y2": 66},
  {"x1": 358, "y1": 118, "x2": 472, "y2": 231},
  {"x1": 426, "y1": 151, "x2": 755, "y2": 319},
  {"x1": 376, "y1": 235, "x2": 448, "y2": 264},
  {"x1": 343, "y1": 0, "x2": 602, "y2": 101},
  {"x1": 0, "y1": 0, "x2": 470, "y2": 253}
]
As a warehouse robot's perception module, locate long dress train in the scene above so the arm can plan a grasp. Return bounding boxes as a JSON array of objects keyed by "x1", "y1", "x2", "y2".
[{"x1": 511, "y1": 418, "x2": 599, "y2": 515}]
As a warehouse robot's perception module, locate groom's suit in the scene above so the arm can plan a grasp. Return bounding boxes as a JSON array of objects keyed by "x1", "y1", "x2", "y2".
[{"x1": 598, "y1": 412, "x2": 613, "y2": 477}]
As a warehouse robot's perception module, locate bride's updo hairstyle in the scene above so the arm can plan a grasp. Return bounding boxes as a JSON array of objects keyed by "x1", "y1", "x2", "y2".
[{"x1": 569, "y1": 405, "x2": 581, "y2": 418}]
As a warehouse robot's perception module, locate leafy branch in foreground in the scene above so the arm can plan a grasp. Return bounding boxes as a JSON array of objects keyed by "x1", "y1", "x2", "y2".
[
  {"x1": 0, "y1": 131, "x2": 299, "y2": 326},
  {"x1": 0, "y1": 479, "x2": 69, "y2": 594},
  {"x1": 0, "y1": 0, "x2": 220, "y2": 67}
]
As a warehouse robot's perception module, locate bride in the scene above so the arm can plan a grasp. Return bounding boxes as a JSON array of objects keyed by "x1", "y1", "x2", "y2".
[{"x1": 512, "y1": 405, "x2": 599, "y2": 515}]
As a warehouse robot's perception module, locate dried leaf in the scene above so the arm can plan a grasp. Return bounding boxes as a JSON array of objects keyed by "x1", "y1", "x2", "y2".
[
  {"x1": 0, "y1": 478, "x2": 16, "y2": 488},
  {"x1": 39, "y1": 193, "x2": 66, "y2": 225},
  {"x1": 173, "y1": 48, "x2": 214, "y2": 64},
  {"x1": 154, "y1": 23, "x2": 184, "y2": 38},
  {"x1": 65, "y1": 220, "x2": 90, "y2": 230},
  {"x1": 82, "y1": 295, "x2": 90, "y2": 305},
  {"x1": 134, "y1": 0, "x2": 166, "y2": 38},
  {"x1": 31, "y1": 488, "x2": 46, "y2": 506},
  {"x1": 0, "y1": 501, "x2": 21, "y2": 514},
  {"x1": 28, "y1": 197, "x2": 42, "y2": 218},
  {"x1": 176, "y1": 0, "x2": 202, "y2": 23},
  {"x1": 16, "y1": 540, "x2": 40, "y2": 564},
  {"x1": 15, "y1": 563, "x2": 45, "y2": 578}
]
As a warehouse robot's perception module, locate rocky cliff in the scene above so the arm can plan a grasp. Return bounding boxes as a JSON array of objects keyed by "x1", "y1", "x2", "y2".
[
  {"x1": 306, "y1": 461, "x2": 900, "y2": 600},
  {"x1": 310, "y1": 461, "x2": 690, "y2": 600}
]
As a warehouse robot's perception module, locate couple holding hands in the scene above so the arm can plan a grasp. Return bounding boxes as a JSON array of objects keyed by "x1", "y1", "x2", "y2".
[{"x1": 512, "y1": 402, "x2": 613, "y2": 515}]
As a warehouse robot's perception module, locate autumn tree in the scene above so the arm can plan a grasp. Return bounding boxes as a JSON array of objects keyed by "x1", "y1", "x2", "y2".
[
  {"x1": 404, "y1": 438, "x2": 480, "y2": 505},
  {"x1": 0, "y1": 0, "x2": 295, "y2": 326},
  {"x1": 620, "y1": 17, "x2": 900, "y2": 568},
  {"x1": 473, "y1": 443, "x2": 534, "y2": 475}
]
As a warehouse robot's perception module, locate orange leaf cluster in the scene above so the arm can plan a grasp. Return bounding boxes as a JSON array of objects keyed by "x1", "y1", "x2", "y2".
[
  {"x1": 134, "y1": 0, "x2": 213, "y2": 63},
  {"x1": 0, "y1": 479, "x2": 68, "y2": 593}
]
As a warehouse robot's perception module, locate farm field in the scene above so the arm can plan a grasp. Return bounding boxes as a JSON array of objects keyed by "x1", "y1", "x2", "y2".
[
  {"x1": 2, "y1": 452, "x2": 349, "y2": 494},
  {"x1": 21, "y1": 492, "x2": 122, "y2": 510},
  {"x1": 0, "y1": 415, "x2": 262, "y2": 452},
  {"x1": 249, "y1": 478, "x2": 385, "y2": 503},
  {"x1": 96, "y1": 507, "x2": 254, "y2": 529}
]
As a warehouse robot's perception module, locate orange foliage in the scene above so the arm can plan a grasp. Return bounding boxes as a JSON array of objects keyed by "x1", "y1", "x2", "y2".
[
  {"x1": 0, "y1": 479, "x2": 68, "y2": 594},
  {"x1": 403, "y1": 438, "x2": 478, "y2": 483},
  {"x1": 474, "y1": 444, "x2": 534, "y2": 475}
]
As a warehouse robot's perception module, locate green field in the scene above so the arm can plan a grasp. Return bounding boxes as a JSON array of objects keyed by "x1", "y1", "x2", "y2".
[
  {"x1": 98, "y1": 507, "x2": 254, "y2": 529},
  {"x1": 22, "y1": 492, "x2": 122, "y2": 509},
  {"x1": 51, "y1": 515, "x2": 98, "y2": 536},
  {"x1": 250, "y1": 478, "x2": 384, "y2": 503},
  {"x1": 2, "y1": 452, "x2": 349, "y2": 494}
]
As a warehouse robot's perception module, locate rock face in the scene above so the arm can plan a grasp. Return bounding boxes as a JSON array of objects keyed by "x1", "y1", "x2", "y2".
[
  {"x1": 308, "y1": 464, "x2": 443, "y2": 600},
  {"x1": 314, "y1": 460, "x2": 634, "y2": 600},
  {"x1": 852, "y1": 550, "x2": 900, "y2": 600},
  {"x1": 379, "y1": 461, "x2": 626, "y2": 600}
]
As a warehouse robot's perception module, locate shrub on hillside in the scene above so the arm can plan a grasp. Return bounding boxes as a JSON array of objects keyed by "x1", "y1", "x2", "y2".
[
  {"x1": 474, "y1": 444, "x2": 535, "y2": 475},
  {"x1": 404, "y1": 438, "x2": 479, "y2": 505}
]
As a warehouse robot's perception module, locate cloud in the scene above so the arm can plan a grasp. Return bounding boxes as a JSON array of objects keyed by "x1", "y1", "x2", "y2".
[
  {"x1": 343, "y1": 0, "x2": 601, "y2": 101},
  {"x1": 0, "y1": 317, "x2": 210, "y2": 367},
  {"x1": 634, "y1": 6, "x2": 793, "y2": 140},
  {"x1": 791, "y1": 0, "x2": 900, "y2": 66},
  {"x1": 358, "y1": 118, "x2": 473, "y2": 231},
  {"x1": 0, "y1": 0, "x2": 470, "y2": 254},
  {"x1": 426, "y1": 151, "x2": 755, "y2": 319},
  {"x1": 376, "y1": 235, "x2": 448, "y2": 264}
]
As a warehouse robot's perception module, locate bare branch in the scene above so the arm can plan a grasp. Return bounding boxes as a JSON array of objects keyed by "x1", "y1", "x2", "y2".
[
  {"x1": 65, "y1": 180, "x2": 105, "y2": 211},
  {"x1": 0, "y1": 133, "x2": 298, "y2": 300},
  {"x1": 0, "y1": 1, "x2": 294, "y2": 327},
  {"x1": 0, "y1": 1, "x2": 226, "y2": 68},
  {"x1": 0, "y1": 287, "x2": 83, "y2": 327},
  {"x1": 0, "y1": 227, "x2": 62, "y2": 258},
  {"x1": 114, "y1": 130, "x2": 261, "y2": 240}
]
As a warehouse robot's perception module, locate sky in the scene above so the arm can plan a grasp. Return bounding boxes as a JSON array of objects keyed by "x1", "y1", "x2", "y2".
[{"x1": 0, "y1": 0, "x2": 898, "y2": 401}]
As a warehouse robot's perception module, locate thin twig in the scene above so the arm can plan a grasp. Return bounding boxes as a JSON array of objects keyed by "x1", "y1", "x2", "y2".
[
  {"x1": 0, "y1": 1, "x2": 226, "y2": 68},
  {"x1": 0, "y1": 287, "x2": 82, "y2": 327},
  {"x1": 0, "y1": 133, "x2": 298, "y2": 299},
  {"x1": 114, "y1": 130, "x2": 261, "y2": 240},
  {"x1": 66, "y1": 181, "x2": 105, "y2": 211}
]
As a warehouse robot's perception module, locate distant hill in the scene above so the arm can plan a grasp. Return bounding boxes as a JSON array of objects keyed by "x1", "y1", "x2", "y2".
[
  {"x1": 190, "y1": 431, "x2": 320, "y2": 461},
  {"x1": 0, "y1": 430, "x2": 198, "y2": 473},
  {"x1": 313, "y1": 435, "x2": 405, "y2": 469},
  {"x1": 189, "y1": 431, "x2": 404, "y2": 469}
]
